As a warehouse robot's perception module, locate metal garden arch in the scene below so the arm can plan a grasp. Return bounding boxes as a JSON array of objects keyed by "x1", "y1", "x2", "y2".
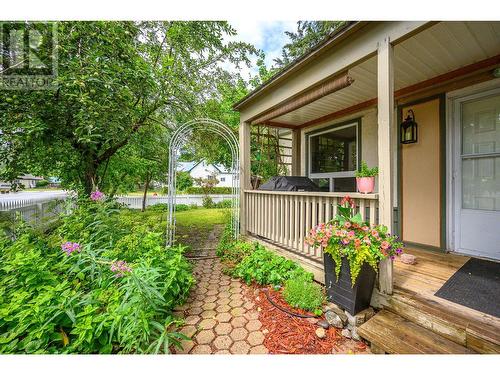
[{"x1": 166, "y1": 119, "x2": 240, "y2": 247}]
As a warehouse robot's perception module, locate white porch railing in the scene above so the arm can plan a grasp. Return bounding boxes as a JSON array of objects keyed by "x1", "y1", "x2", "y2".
[{"x1": 244, "y1": 190, "x2": 379, "y2": 262}]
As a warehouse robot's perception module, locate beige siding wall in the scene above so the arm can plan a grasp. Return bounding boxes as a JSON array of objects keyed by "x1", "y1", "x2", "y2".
[{"x1": 401, "y1": 98, "x2": 441, "y2": 247}]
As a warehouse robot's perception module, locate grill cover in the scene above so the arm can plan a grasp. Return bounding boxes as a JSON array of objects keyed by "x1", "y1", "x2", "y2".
[{"x1": 257, "y1": 176, "x2": 320, "y2": 192}]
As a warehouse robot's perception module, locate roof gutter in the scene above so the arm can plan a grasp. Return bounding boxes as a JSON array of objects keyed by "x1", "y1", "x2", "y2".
[{"x1": 233, "y1": 21, "x2": 366, "y2": 111}]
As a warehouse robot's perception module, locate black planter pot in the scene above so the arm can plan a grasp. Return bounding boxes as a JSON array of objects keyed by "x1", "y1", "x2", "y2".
[{"x1": 323, "y1": 253, "x2": 377, "y2": 315}]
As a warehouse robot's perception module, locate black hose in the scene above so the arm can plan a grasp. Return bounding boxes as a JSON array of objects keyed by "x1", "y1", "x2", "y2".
[{"x1": 262, "y1": 288, "x2": 317, "y2": 319}]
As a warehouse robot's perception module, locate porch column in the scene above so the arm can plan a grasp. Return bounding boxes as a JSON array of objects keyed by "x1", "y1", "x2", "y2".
[
  {"x1": 377, "y1": 37, "x2": 394, "y2": 295},
  {"x1": 239, "y1": 121, "x2": 252, "y2": 235},
  {"x1": 291, "y1": 129, "x2": 301, "y2": 176}
]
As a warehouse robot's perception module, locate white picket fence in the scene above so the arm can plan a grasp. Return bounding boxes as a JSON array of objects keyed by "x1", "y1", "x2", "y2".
[
  {"x1": 116, "y1": 194, "x2": 234, "y2": 209},
  {"x1": 0, "y1": 191, "x2": 69, "y2": 226}
]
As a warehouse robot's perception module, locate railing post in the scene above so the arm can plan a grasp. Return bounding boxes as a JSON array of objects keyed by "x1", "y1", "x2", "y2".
[
  {"x1": 377, "y1": 37, "x2": 394, "y2": 295},
  {"x1": 291, "y1": 129, "x2": 301, "y2": 176},
  {"x1": 239, "y1": 121, "x2": 251, "y2": 235}
]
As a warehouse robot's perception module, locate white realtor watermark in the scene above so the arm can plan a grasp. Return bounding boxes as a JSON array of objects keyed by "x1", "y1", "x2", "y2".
[{"x1": 0, "y1": 21, "x2": 58, "y2": 90}]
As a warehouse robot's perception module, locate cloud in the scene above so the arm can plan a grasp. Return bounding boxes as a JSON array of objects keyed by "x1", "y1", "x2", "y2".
[{"x1": 224, "y1": 20, "x2": 297, "y2": 81}]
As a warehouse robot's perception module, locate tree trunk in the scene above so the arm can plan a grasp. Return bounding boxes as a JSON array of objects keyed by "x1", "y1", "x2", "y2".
[{"x1": 141, "y1": 173, "x2": 152, "y2": 212}]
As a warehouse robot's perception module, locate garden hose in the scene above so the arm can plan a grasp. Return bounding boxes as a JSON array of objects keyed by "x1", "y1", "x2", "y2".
[{"x1": 262, "y1": 287, "x2": 318, "y2": 319}]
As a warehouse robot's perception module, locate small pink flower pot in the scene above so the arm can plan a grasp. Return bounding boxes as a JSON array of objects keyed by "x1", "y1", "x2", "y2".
[{"x1": 356, "y1": 177, "x2": 375, "y2": 194}]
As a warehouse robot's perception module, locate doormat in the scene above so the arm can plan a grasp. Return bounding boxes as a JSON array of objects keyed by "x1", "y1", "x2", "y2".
[{"x1": 435, "y1": 258, "x2": 500, "y2": 318}]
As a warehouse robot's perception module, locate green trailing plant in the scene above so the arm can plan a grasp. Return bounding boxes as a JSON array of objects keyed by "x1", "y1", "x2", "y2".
[
  {"x1": 282, "y1": 277, "x2": 325, "y2": 315},
  {"x1": 354, "y1": 161, "x2": 379, "y2": 178}
]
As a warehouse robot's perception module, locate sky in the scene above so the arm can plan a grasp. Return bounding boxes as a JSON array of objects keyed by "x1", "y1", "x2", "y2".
[{"x1": 226, "y1": 20, "x2": 298, "y2": 80}]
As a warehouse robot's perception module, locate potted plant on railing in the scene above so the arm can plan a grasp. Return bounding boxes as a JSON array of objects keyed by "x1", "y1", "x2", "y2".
[
  {"x1": 355, "y1": 161, "x2": 378, "y2": 194},
  {"x1": 305, "y1": 196, "x2": 403, "y2": 315}
]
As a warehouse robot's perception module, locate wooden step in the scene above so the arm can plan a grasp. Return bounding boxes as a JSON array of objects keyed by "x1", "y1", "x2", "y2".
[
  {"x1": 371, "y1": 289, "x2": 500, "y2": 353},
  {"x1": 358, "y1": 310, "x2": 475, "y2": 354}
]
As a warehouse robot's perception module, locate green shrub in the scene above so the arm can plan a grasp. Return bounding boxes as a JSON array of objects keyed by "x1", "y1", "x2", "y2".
[
  {"x1": 282, "y1": 278, "x2": 325, "y2": 314},
  {"x1": 234, "y1": 244, "x2": 312, "y2": 286},
  {"x1": 184, "y1": 186, "x2": 232, "y2": 194},
  {"x1": 176, "y1": 171, "x2": 193, "y2": 192},
  {"x1": 202, "y1": 196, "x2": 214, "y2": 208},
  {"x1": 214, "y1": 199, "x2": 232, "y2": 209},
  {"x1": 0, "y1": 198, "x2": 195, "y2": 354},
  {"x1": 35, "y1": 179, "x2": 49, "y2": 187}
]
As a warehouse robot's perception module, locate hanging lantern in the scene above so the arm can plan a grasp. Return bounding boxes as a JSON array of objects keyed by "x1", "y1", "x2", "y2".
[{"x1": 400, "y1": 109, "x2": 418, "y2": 144}]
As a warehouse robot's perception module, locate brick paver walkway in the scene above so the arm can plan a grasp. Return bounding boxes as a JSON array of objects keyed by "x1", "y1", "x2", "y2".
[{"x1": 174, "y1": 251, "x2": 268, "y2": 354}]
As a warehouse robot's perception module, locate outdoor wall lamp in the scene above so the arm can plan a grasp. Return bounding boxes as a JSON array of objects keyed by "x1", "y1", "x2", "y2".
[{"x1": 400, "y1": 109, "x2": 418, "y2": 144}]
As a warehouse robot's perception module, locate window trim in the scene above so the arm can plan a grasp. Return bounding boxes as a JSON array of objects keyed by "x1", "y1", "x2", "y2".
[{"x1": 305, "y1": 118, "x2": 362, "y2": 183}]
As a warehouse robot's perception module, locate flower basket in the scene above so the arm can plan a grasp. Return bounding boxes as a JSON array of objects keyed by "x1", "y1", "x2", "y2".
[
  {"x1": 323, "y1": 254, "x2": 377, "y2": 315},
  {"x1": 305, "y1": 195, "x2": 404, "y2": 316}
]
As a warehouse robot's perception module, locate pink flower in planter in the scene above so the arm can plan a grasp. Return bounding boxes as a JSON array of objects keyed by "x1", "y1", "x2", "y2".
[
  {"x1": 90, "y1": 190, "x2": 105, "y2": 201},
  {"x1": 370, "y1": 229, "x2": 379, "y2": 237},
  {"x1": 363, "y1": 237, "x2": 371, "y2": 245},
  {"x1": 381, "y1": 241, "x2": 390, "y2": 250},
  {"x1": 341, "y1": 238, "x2": 350, "y2": 245},
  {"x1": 61, "y1": 241, "x2": 81, "y2": 256},
  {"x1": 362, "y1": 225, "x2": 369, "y2": 232},
  {"x1": 354, "y1": 238, "x2": 362, "y2": 247},
  {"x1": 347, "y1": 231, "x2": 356, "y2": 240},
  {"x1": 344, "y1": 221, "x2": 352, "y2": 229}
]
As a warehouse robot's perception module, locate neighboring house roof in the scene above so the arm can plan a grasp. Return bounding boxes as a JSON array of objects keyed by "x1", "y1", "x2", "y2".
[
  {"x1": 177, "y1": 160, "x2": 234, "y2": 174},
  {"x1": 232, "y1": 21, "x2": 363, "y2": 110},
  {"x1": 177, "y1": 161, "x2": 198, "y2": 172},
  {"x1": 18, "y1": 174, "x2": 43, "y2": 180}
]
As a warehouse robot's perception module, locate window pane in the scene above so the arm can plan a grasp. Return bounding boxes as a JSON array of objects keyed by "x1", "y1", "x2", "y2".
[
  {"x1": 461, "y1": 94, "x2": 500, "y2": 155},
  {"x1": 332, "y1": 177, "x2": 356, "y2": 192},
  {"x1": 311, "y1": 178, "x2": 329, "y2": 192},
  {"x1": 310, "y1": 125, "x2": 357, "y2": 173},
  {"x1": 462, "y1": 156, "x2": 500, "y2": 211}
]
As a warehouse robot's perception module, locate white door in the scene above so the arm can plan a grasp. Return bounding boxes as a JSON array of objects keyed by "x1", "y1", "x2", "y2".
[{"x1": 452, "y1": 89, "x2": 500, "y2": 260}]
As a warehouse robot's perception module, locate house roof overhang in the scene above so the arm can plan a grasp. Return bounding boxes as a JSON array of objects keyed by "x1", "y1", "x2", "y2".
[{"x1": 232, "y1": 21, "x2": 365, "y2": 111}]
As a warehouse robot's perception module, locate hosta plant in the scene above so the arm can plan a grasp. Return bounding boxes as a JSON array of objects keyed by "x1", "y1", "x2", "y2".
[{"x1": 305, "y1": 196, "x2": 403, "y2": 285}]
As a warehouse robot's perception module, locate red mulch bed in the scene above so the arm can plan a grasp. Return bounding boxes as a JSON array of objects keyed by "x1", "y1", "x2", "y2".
[{"x1": 247, "y1": 286, "x2": 368, "y2": 354}]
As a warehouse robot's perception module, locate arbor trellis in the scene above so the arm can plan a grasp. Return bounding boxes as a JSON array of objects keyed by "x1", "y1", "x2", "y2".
[{"x1": 166, "y1": 119, "x2": 240, "y2": 247}]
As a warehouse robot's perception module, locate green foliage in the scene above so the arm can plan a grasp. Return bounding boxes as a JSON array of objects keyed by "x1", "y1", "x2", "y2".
[
  {"x1": 184, "y1": 186, "x2": 232, "y2": 194},
  {"x1": 213, "y1": 199, "x2": 232, "y2": 209},
  {"x1": 0, "y1": 198, "x2": 195, "y2": 353},
  {"x1": 35, "y1": 179, "x2": 49, "y2": 188},
  {"x1": 176, "y1": 172, "x2": 193, "y2": 192},
  {"x1": 0, "y1": 21, "x2": 256, "y2": 194},
  {"x1": 234, "y1": 244, "x2": 312, "y2": 286},
  {"x1": 202, "y1": 196, "x2": 214, "y2": 208},
  {"x1": 216, "y1": 224, "x2": 253, "y2": 270},
  {"x1": 146, "y1": 203, "x2": 195, "y2": 212},
  {"x1": 282, "y1": 278, "x2": 325, "y2": 315},
  {"x1": 274, "y1": 21, "x2": 348, "y2": 68},
  {"x1": 354, "y1": 161, "x2": 379, "y2": 178}
]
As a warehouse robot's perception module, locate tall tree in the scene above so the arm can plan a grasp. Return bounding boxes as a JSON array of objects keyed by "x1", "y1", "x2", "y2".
[
  {"x1": 0, "y1": 21, "x2": 256, "y2": 194},
  {"x1": 274, "y1": 21, "x2": 347, "y2": 68}
]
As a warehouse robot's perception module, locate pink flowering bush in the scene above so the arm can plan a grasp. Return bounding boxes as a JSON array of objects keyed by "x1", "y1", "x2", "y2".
[
  {"x1": 61, "y1": 241, "x2": 81, "y2": 256},
  {"x1": 110, "y1": 260, "x2": 132, "y2": 277},
  {"x1": 305, "y1": 195, "x2": 403, "y2": 285},
  {"x1": 90, "y1": 190, "x2": 105, "y2": 201}
]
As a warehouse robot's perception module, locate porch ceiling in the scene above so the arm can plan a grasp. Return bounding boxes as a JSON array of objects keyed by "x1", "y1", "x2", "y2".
[{"x1": 270, "y1": 21, "x2": 500, "y2": 127}]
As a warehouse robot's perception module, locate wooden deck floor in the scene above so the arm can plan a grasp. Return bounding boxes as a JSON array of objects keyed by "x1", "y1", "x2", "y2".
[{"x1": 391, "y1": 247, "x2": 500, "y2": 352}]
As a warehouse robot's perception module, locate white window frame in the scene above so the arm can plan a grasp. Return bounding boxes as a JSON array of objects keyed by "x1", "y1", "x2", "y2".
[{"x1": 307, "y1": 121, "x2": 360, "y2": 191}]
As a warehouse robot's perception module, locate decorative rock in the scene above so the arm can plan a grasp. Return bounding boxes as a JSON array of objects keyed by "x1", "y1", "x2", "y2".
[
  {"x1": 317, "y1": 320, "x2": 330, "y2": 329},
  {"x1": 400, "y1": 253, "x2": 417, "y2": 265},
  {"x1": 345, "y1": 311, "x2": 365, "y2": 327},
  {"x1": 325, "y1": 310, "x2": 345, "y2": 328},
  {"x1": 262, "y1": 329, "x2": 269, "y2": 335},
  {"x1": 324, "y1": 303, "x2": 348, "y2": 324},
  {"x1": 351, "y1": 327, "x2": 361, "y2": 341},
  {"x1": 341, "y1": 328, "x2": 352, "y2": 338},
  {"x1": 253, "y1": 288, "x2": 260, "y2": 296},
  {"x1": 306, "y1": 317, "x2": 319, "y2": 325},
  {"x1": 315, "y1": 327, "x2": 326, "y2": 339}
]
